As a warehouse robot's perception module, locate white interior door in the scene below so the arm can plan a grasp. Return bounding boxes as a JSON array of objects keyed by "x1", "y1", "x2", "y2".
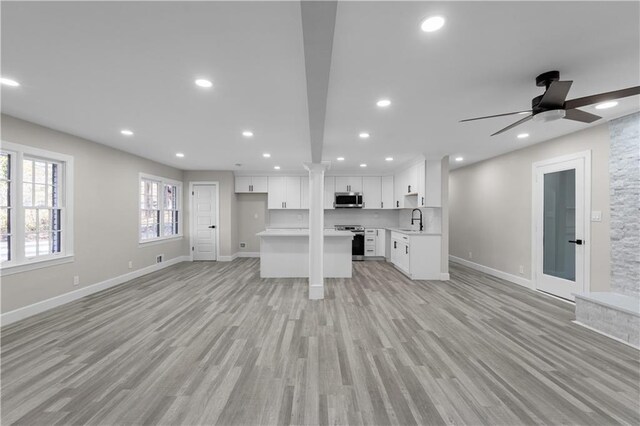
[
  {"x1": 191, "y1": 184, "x2": 217, "y2": 261},
  {"x1": 534, "y1": 152, "x2": 590, "y2": 300}
]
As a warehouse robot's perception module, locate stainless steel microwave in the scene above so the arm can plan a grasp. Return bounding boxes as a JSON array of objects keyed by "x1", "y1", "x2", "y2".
[{"x1": 335, "y1": 192, "x2": 363, "y2": 208}]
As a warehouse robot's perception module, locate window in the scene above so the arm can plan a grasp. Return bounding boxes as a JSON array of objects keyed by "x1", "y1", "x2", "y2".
[
  {"x1": 1, "y1": 141, "x2": 74, "y2": 273},
  {"x1": 1, "y1": 153, "x2": 11, "y2": 262},
  {"x1": 139, "y1": 174, "x2": 181, "y2": 242}
]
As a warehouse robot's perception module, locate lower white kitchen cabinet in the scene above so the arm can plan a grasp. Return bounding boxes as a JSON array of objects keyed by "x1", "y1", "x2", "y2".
[
  {"x1": 364, "y1": 229, "x2": 386, "y2": 257},
  {"x1": 375, "y1": 229, "x2": 386, "y2": 257},
  {"x1": 390, "y1": 231, "x2": 441, "y2": 279}
]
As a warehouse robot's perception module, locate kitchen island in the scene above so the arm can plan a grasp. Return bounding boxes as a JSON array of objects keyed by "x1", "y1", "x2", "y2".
[{"x1": 256, "y1": 229, "x2": 353, "y2": 278}]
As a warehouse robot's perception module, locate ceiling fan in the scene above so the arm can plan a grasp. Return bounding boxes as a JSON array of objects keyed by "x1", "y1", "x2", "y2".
[{"x1": 460, "y1": 70, "x2": 640, "y2": 136}]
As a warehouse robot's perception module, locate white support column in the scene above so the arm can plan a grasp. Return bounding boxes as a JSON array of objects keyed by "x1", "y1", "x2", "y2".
[{"x1": 304, "y1": 162, "x2": 329, "y2": 300}]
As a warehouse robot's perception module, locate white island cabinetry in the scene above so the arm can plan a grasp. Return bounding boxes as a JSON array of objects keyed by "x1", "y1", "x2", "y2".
[
  {"x1": 389, "y1": 230, "x2": 441, "y2": 280},
  {"x1": 257, "y1": 229, "x2": 353, "y2": 278}
]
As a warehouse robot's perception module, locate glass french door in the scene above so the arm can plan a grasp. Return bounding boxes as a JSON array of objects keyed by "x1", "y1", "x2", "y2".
[{"x1": 534, "y1": 154, "x2": 588, "y2": 300}]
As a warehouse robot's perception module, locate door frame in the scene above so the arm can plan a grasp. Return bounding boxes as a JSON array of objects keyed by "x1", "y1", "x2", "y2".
[
  {"x1": 531, "y1": 150, "x2": 591, "y2": 298},
  {"x1": 189, "y1": 181, "x2": 220, "y2": 261}
]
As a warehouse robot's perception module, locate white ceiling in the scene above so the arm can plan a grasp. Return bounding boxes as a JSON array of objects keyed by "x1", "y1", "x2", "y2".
[{"x1": 2, "y1": 1, "x2": 639, "y2": 173}]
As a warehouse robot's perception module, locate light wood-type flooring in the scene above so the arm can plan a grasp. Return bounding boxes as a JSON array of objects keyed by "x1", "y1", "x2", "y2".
[{"x1": 2, "y1": 259, "x2": 639, "y2": 425}]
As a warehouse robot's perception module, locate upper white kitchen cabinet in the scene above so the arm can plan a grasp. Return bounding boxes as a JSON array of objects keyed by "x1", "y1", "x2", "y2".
[
  {"x1": 381, "y1": 175, "x2": 394, "y2": 209},
  {"x1": 417, "y1": 162, "x2": 426, "y2": 207},
  {"x1": 424, "y1": 159, "x2": 442, "y2": 207},
  {"x1": 300, "y1": 176, "x2": 309, "y2": 209},
  {"x1": 268, "y1": 176, "x2": 301, "y2": 209},
  {"x1": 335, "y1": 176, "x2": 362, "y2": 193},
  {"x1": 324, "y1": 176, "x2": 335, "y2": 209},
  {"x1": 235, "y1": 176, "x2": 268, "y2": 193},
  {"x1": 362, "y1": 177, "x2": 382, "y2": 209}
]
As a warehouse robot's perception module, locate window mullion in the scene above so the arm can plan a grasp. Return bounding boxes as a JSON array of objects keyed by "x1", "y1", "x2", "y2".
[{"x1": 14, "y1": 152, "x2": 25, "y2": 263}]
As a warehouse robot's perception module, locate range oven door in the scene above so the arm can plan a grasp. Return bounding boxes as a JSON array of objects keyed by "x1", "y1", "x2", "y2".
[{"x1": 352, "y1": 232, "x2": 365, "y2": 261}]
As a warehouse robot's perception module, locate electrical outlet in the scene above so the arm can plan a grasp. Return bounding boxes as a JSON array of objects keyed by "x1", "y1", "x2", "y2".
[
  {"x1": 128, "y1": 261, "x2": 133, "y2": 269},
  {"x1": 468, "y1": 251, "x2": 473, "y2": 259},
  {"x1": 519, "y1": 265, "x2": 524, "y2": 275},
  {"x1": 591, "y1": 210, "x2": 602, "y2": 222},
  {"x1": 156, "y1": 255, "x2": 163, "y2": 263},
  {"x1": 240, "y1": 242, "x2": 246, "y2": 248},
  {"x1": 73, "y1": 276, "x2": 80, "y2": 286}
]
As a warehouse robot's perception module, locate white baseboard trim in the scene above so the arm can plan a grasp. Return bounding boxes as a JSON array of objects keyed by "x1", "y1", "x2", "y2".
[
  {"x1": 309, "y1": 284, "x2": 324, "y2": 300},
  {"x1": 440, "y1": 273, "x2": 450, "y2": 281},
  {"x1": 1, "y1": 255, "x2": 191, "y2": 326},
  {"x1": 217, "y1": 253, "x2": 238, "y2": 262},
  {"x1": 449, "y1": 255, "x2": 532, "y2": 289},
  {"x1": 236, "y1": 252, "x2": 260, "y2": 258},
  {"x1": 572, "y1": 320, "x2": 640, "y2": 350}
]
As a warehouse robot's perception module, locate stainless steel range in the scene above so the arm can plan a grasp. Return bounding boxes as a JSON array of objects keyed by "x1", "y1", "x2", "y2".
[{"x1": 335, "y1": 225, "x2": 365, "y2": 261}]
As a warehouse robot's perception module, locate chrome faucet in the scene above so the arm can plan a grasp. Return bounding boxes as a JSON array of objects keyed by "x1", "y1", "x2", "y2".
[{"x1": 411, "y1": 208, "x2": 423, "y2": 231}]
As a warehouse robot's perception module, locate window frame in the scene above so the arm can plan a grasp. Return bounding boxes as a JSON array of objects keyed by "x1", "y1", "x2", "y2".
[
  {"x1": 1, "y1": 141, "x2": 74, "y2": 275},
  {"x1": 138, "y1": 173, "x2": 183, "y2": 245}
]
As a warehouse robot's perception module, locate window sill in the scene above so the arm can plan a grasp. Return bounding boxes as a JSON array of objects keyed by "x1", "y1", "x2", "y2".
[
  {"x1": 1, "y1": 254, "x2": 75, "y2": 276},
  {"x1": 138, "y1": 235, "x2": 184, "y2": 247}
]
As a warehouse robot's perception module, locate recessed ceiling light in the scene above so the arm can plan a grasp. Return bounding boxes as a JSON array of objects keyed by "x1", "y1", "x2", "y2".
[
  {"x1": 517, "y1": 133, "x2": 529, "y2": 139},
  {"x1": 242, "y1": 130, "x2": 254, "y2": 137},
  {"x1": 274, "y1": 166, "x2": 281, "y2": 170},
  {"x1": 336, "y1": 157, "x2": 345, "y2": 161},
  {"x1": 195, "y1": 79, "x2": 213, "y2": 88},
  {"x1": 263, "y1": 153, "x2": 271, "y2": 158},
  {"x1": 359, "y1": 132, "x2": 370, "y2": 139},
  {"x1": 420, "y1": 16, "x2": 445, "y2": 32},
  {"x1": 360, "y1": 163, "x2": 367, "y2": 168},
  {"x1": 595, "y1": 101, "x2": 618, "y2": 110},
  {"x1": 385, "y1": 157, "x2": 394, "y2": 162},
  {"x1": 176, "y1": 153, "x2": 185, "y2": 158},
  {"x1": 120, "y1": 129, "x2": 134, "y2": 136},
  {"x1": 0, "y1": 77, "x2": 20, "y2": 87},
  {"x1": 455, "y1": 157, "x2": 464, "y2": 162},
  {"x1": 376, "y1": 99, "x2": 391, "y2": 107}
]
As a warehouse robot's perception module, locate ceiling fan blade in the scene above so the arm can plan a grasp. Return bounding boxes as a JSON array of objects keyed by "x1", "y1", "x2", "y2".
[
  {"x1": 538, "y1": 80, "x2": 573, "y2": 109},
  {"x1": 565, "y1": 86, "x2": 640, "y2": 110},
  {"x1": 460, "y1": 110, "x2": 531, "y2": 122},
  {"x1": 564, "y1": 109, "x2": 601, "y2": 123},
  {"x1": 491, "y1": 115, "x2": 533, "y2": 136}
]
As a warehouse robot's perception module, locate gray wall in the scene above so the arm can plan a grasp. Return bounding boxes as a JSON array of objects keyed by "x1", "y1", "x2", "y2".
[
  {"x1": 449, "y1": 123, "x2": 611, "y2": 291},
  {"x1": 237, "y1": 193, "x2": 267, "y2": 253},
  {"x1": 1, "y1": 115, "x2": 188, "y2": 312},
  {"x1": 608, "y1": 113, "x2": 639, "y2": 298},
  {"x1": 182, "y1": 170, "x2": 238, "y2": 258}
]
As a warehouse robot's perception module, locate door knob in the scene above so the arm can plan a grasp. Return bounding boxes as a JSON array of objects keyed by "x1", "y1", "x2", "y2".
[
  {"x1": 208, "y1": 225, "x2": 216, "y2": 229},
  {"x1": 568, "y1": 239, "x2": 583, "y2": 245}
]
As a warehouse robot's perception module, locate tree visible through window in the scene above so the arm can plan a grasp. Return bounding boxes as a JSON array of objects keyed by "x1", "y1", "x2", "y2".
[
  {"x1": 22, "y1": 157, "x2": 62, "y2": 258},
  {"x1": 1, "y1": 153, "x2": 11, "y2": 261},
  {"x1": 139, "y1": 176, "x2": 181, "y2": 241},
  {"x1": 1, "y1": 142, "x2": 72, "y2": 269}
]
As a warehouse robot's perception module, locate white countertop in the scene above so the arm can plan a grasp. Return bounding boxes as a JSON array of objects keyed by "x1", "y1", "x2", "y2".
[
  {"x1": 385, "y1": 227, "x2": 442, "y2": 236},
  {"x1": 257, "y1": 228, "x2": 353, "y2": 237}
]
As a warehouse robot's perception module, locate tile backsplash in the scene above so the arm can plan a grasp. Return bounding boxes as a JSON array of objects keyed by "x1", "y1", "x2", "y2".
[{"x1": 267, "y1": 208, "x2": 441, "y2": 233}]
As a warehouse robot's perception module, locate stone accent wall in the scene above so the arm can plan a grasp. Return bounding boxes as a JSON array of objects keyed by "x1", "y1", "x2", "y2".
[
  {"x1": 575, "y1": 298, "x2": 640, "y2": 347},
  {"x1": 608, "y1": 112, "x2": 640, "y2": 298}
]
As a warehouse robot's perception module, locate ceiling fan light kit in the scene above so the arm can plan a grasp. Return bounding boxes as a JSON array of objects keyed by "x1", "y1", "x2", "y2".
[
  {"x1": 460, "y1": 70, "x2": 640, "y2": 136},
  {"x1": 532, "y1": 109, "x2": 566, "y2": 123}
]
